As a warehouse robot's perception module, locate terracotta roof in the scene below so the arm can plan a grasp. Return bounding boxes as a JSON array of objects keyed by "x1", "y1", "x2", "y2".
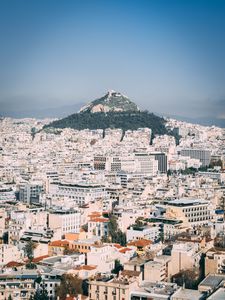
[
  {"x1": 128, "y1": 239, "x2": 152, "y2": 247},
  {"x1": 90, "y1": 217, "x2": 109, "y2": 223},
  {"x1": 75, "y1": 265, "x2": 97, "y2": 271},
  {"x1": 113, "y1": 244, "x2": 123, "y2": 249},
  {"x1": 121, "y1": 270, "x2": 141, "y2": 277},
  {"x1": 49, "y1": 240, "x2": 70, "y2": 247},
  {"x1": 32, "y1": 255, "x2": 49, "y2": 263},
  {"x1": 119, "y1": 247, "x2": 132, "y2": 253},
  {"x1": 5, "y1": 261, "x2": 24, "y2": 268},
  {"x1": 89, "y1": 212, "x2": 102, "y2": 217}
]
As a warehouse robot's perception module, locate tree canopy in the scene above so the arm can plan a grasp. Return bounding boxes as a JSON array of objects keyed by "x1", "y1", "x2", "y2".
[
  {"x1": 56, "y1": 274, "x2": 83, "y2": 299},
  {"x1": 44, "y1": 111, "x2": 170, "y2": 138},
  {"x1": 102, "y1": 214, "x2": 127, "y2": 246}
]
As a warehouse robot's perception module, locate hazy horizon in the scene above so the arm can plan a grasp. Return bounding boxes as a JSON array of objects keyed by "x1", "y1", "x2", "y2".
[{"x1": 0, "y1": 0, "x2": 225, "y2": 124}]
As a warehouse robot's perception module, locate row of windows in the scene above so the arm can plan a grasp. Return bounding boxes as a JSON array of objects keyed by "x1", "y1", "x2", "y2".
[
  {"x1": 183, "y1": 206, "x2": 207, "y2": 212},
  {"x1": 185, "y1": 212, "x2": 209, "y2": 217},
  {"x1": 189, "y1": 216, "x2": 211, "y2": 222}
]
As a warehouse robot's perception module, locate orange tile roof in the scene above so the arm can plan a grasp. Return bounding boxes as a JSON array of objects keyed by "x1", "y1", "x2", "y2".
[
  {"x1": 89, "y1": 212, "x2": 102, "y2": 216},
  {"x1": 49, "y1": 240, "x2": 70, "y2": 247},
  {"x1": 5, "y1": 261, "x2": 24, "y2": 268},
  {"x1": 90, "y1": 217, "x2": 109, "y2": 223},
  {"x1": 75, "y1": 265, "x2": 97, "y2": 271},
  {"x1": 119, "y1": 247, "x2": 132, "y2": 253},
  {"x1": 32, "y1": 255, "x2": 49, "y2": 263},
  {"x1": 121, "y1": 270, "x2": 141, "y2": 277},
  {"x1": 128, "y1": 239, "x2": 152, "y2": 247},
  {"x1": 113, "y1": 243, "x2": 123, "y2": 249}
]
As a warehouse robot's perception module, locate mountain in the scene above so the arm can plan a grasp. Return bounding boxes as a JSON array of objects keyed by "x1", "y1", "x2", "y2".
[
  {"x1": 44, "y1": 91, "x2": 174, "y2": 138},
  {"x1": 79, "y1": 90, "x2": 139, "y2": 113}
]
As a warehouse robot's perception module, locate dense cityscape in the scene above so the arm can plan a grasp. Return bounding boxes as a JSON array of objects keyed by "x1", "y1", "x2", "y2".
[
  {"x1": 0, "y1": 90, "x2": 225, "y2": 299},
  {"x1": 1, "y1": 0, "x2": 225, "y2": 299}
]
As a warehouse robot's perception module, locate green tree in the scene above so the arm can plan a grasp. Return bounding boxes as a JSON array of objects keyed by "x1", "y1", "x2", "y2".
[
  {"x1": 33, "y1": 278, "x2": 49, "y2": 300},
  {"x1": 8, "y1": 295, "x2": 13, "y2": 300},
  {"x1": 33, "y1": 288, "x2": 49, "y2": 300},
  {"x1": 44, "y1": 110, "x2": 171, "y2": 139},
  {"x1": 56, "y1": 274, "x2": 82, "y2": 299},
  {"x1": 63, "y1": 246, "x2": 76, "y2": 255},
  {"x1": 23, "y1": 240, "x2": 37, "y2": 269},
  {"x1": 82, "y1": 280, "x2": 89, "y2": 296},
  {"x1": 107, "y1": 214, "x2": 127, "y2": 246},
  {"x1": 101, "y1": 235, "x2": 110, "y2": 243},
  {"x1": 210, "y1": 159, "x2": 223, "y2": 168},
  {"x1": 112, "y1": 259, "x2": 123, "y2": 275},
  {"x1": 171, "y1": 268, "x2": 201, "y2": 290},
  {"x1": 24, "y1": 240, "x2": 36, "y2": 260},
  {"x1": 81, "y1": 223, "x2": 88, "y2": 232},
  {"x1": 134, "y1": 217, "x2": 145, "y2": 227}
]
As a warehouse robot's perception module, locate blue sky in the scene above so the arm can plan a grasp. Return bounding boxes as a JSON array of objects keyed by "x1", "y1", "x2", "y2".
[{"x1": 0, "y1": 0, "x2": 225, "y2": 119}]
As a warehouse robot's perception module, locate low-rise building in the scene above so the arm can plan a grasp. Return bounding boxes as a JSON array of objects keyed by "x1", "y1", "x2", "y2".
[
  {"x1": 126, "y1": 225, "x2": 160, "y2": 242},
  {"x1": 89, "y1": 271, "x2": 140, "y2": 300}
]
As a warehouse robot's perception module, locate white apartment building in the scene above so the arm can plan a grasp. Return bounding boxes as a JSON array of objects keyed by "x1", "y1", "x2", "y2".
[
  {"x1": 49, "y1": 182, "x2": 107, "y2": 206},
  {"x1": 180, "y1": 149, "x2": 211, "y2": 167},
  {"x1": 126, "y1": 225, "x2": 160, "y2": 242},
  {"x1": 134, "y1": 153, "x2": 158, "y2": 175},
  {"x1": 48, "y1": 209, "x2": 81, "y2": 235},
  {"x1": 0, "y1": 244, "x2": 22, "y2": 266},
  {"x1": 19, "y1": 181, "x2": 44, "y2": 204},
  {"x1": 88, "y1": 217, "x2": 109, "y2": 238},
  {"x1": 0, "y1": 185, "x2": 16, "y2": 202},
  {"x1": 87, "y1": 244, "x2": 116, "y2": 273}
]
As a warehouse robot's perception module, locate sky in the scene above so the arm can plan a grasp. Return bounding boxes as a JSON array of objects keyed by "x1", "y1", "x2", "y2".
[{"x1": 0, "y1": 0, "x2": 225, "y2": 122}]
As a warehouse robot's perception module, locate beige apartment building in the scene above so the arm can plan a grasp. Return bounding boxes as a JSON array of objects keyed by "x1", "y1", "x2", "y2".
[
  {"x1": 144, "y1": 260, "x2": 167, "y2": 282},
  {"x1": 164, "y1": 199, "x2": 212, "y2": 227},
  {"x1": 205, "y1": 248, "x2": 225, "y2": 275},
  {"x1": 169, "y1": 242, "x2": 202, "y2": 277},
  {"x1": 89, "y1": 270, "x2": 140, "y2": 300}
]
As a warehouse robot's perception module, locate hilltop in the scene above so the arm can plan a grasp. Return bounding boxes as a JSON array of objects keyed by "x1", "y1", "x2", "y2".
[
  {"x1": 44, "y1": 91, "x2": 173, "y2": 138},
  {"x1": 79, "y1": 90, "x2": 139, "y2": 113}
]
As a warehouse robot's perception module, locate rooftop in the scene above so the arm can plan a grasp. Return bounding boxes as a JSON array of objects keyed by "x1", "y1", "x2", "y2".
[
  {"x1": 207, "y1": 288, "x2": 225, "y2": 300},
  {"x1": 165, "y1": 198, "x2": 208, "y2": 207},
  {"x1": 171, "y1": 287, "x2": 204, "y2": 299},
  {"x1": 199, "y1": 274, "x2": 225, "y2": 288}
]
